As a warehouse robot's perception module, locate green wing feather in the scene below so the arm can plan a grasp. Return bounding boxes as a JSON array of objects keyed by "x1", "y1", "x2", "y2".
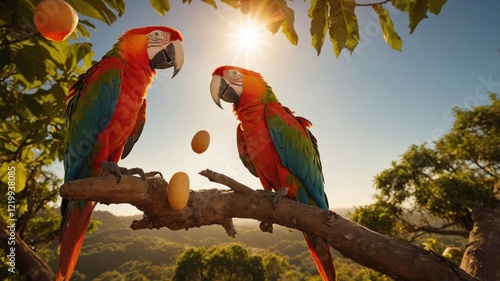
[
  {"x1": 64, "y1": 62, "x2": 122, "y2": 182},
  {"x1": 265, "y1": 102, "x2": 328, "y2": 209}
]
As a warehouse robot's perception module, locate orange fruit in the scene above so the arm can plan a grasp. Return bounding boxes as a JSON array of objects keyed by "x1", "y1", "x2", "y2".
[
  {"x1": 191, "y1": 130, "x2": 210, "y2": 154},
  {"x1": 167, "y1": 172, "x2": 190, "y2": 211},
  {"x1": 34, "y1": 0, "x2": 78, "y2": 42}
]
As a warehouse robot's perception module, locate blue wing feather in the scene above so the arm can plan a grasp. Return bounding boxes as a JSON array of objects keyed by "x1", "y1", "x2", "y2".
[
  {"x1": 64, "y1": 63, "x2": 122, "y2": 182},
  {"x1": 265, "y1": 103, "x2": 328, "y2": 210}
]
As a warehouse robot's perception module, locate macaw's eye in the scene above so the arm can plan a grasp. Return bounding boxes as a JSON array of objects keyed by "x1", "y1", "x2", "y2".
[
  {"x1": 154, "y1": 31, "x2": 160, "y2": 37},
  {"x1": 223, "y1": 69, "x2": 241, "y2": 80}
]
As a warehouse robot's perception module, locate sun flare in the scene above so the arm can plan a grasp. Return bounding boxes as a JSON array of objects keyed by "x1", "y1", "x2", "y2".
[
  {"x1": 228, "y1": 16, "x2": 269, "y2": 67},
  {"x1": 235, "y1": 22, "x2": 263, "y2": 51}
]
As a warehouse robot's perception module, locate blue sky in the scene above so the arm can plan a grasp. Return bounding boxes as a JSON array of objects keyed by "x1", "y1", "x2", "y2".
[{"x1": 57, "y1": 1, "x2": 500, "y2": 216}]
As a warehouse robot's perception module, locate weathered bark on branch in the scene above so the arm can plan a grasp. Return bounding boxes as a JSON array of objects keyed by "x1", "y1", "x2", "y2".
[
  {"x1": 59, "y1": 170, "x2": 476, "y2": 281},
  {"x1": 0, "y1": 217, "x2": 55, "y2": 281},
  {"x1": 460, "y1": 203, "x2": 500, "y2": 281}
]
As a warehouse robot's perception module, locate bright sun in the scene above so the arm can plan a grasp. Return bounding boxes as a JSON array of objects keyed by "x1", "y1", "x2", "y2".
[
  {"x1": 228, "y1": 17, "x2": 268, "y2": 67},
  {"x1": 236, "y1": 23, "x2": 262, "y2": 50}
]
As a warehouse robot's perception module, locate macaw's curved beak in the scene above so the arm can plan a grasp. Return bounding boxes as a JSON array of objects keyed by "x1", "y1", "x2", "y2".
[
  {"x1": 210, "y1": 75, "x2": 240, "y2": 109},
  {"x1": 150, "y1": 39, "x2": 184, "y2": 78}
]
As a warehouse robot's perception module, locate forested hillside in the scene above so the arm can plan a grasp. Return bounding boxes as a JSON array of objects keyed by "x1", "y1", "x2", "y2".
[{"x1": 40, "y1": 209, "x2": 464, "y2": 280}]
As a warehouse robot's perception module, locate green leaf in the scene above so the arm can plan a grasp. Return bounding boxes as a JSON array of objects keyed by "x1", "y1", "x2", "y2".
[
  {"x1": 103, "y1": 0, "x2": 126, "y2": 16},
  {"x1": 18, "y1": 106, "x2": 35, "y2": 120},
  {"x1": 329, "y1": 0, "x2": 359, "y2": 57},
  {"x1": 390, "y1": 0, "x2": 411, "y2": 12},
  {"x1": 201, "y1": 0, "x2": 217, "y2": 9},
  {"x1": 50, "y1": 82, "x2": 69, "y2": 107},
  {"x1": 22, "y1": 94, "x2": 45, "y2": 116},
  {"x1": 0, "y1": 47, "x2": 12, "y2": 70},
  {"x1": 149, "y1": 0, "x2": 171, "y2": 16},
  {"x1": 266, "y1": 20, "x2": 281, "y2": 34},
  {"x1": 308, "y1": 0, "x2": 329, "y2": 55},
  {"x1": 40, "y1": 41, "x2": 67, "y2": 70},
  {"x1": 277, "y1": 0, "x2": 298, "y2": 45},
  {"x1": 74, "y1": 19, "x2": 96, "y2": 39},
  {"x1": 66, "y1": 43, "x2": 92, "y2": 71},
  {"x1": 0, "y1": 162, "x2": 27, "y2": 193},
  {"x1": 12, "y1": 0, "x2": 36, "y2": 29},
  {"x1": 80, "y1": 19, "x2": 97, "y2": 30},
  {"x1": 373, "y1": 4, "x2": 402, "y2": 51},
  {"x1": 83, "y1": 50, "x2": 95, "y2": 69},
  {"x1": 0, "y1": 0, "x2": 14, "y2": 25},
  {"x1": 428, "y1": 0, "x2": 447, "y2": 15},
  {"x1": 1, "y1": 119, "x2": 21, "y2": 139},
  {"x1": 75, "y1": 43, "x2": 93, "y2": 64},
  {"x1": 15, "y1": 47, "x2": 47, "y2": 84},
  {"x1": 69, "y1": 0, "x2": 118, "y2": 25},
  {"x1": 14, "y1": 54, "x2": 36, "y2": 84},
  {"x1": 409, "y1": 0, "x2": 428, "y2": 34},
  {"x1": 221, "y1": 0, "x2": 240, "y2": 9}
]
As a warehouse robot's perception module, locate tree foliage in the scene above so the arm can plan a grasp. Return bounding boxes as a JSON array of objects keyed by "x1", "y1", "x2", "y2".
[
  {"x1": 172, "y1": 243, "x2": 294, "y2": 281},
  {"x1": 208, "y1": 0, "x2": 449, "y2": 56},
  {"x1": 351, "y1": 94, "x2": 499, "y2": 240},
  {"x1": 350, "y1": 94, "x2": 500, "y2": 279},
  {"x1": 93, "y1": 260, "x2": 172, "y2": 281}
]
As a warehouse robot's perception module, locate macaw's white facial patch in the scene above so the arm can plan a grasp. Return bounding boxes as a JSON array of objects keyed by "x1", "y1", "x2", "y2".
[
  {"x1": 224, "y1": 69, "x2": 243, "y2": 96},
  {"x1": 146, "y1": 30, "x2": 171, "y2": 60}
]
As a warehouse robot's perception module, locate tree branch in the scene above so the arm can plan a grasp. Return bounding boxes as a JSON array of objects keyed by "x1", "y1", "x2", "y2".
[
  {"x1": 355, "y1": 0, "x2": 390, "y2": 7},
  {"x1": 0, "y1": 218, "x2": 55, "y2": 281},
  {"x1": 405, "y1": 221, "x2": 470, "y2": 238},
  {"x1": 0, "y1": 135, "x2": 21, "y2": 147},
  {"x1": 13, "y1": 131, "x2": 32, "y2": 162},
  {"x1": 466, "y1": 148, "x2": 498, "y2": 179},
  {"x1": 0, "y1": 26, "x2": 39, "y2": 47},
  {"x1": 59, "y1": 170, "x2": 476, "y2": 281}
]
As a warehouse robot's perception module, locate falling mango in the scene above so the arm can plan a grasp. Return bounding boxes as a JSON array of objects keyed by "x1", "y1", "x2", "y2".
[{"x1": 191, "y1": 130, "x2": 210, "y2": 154}]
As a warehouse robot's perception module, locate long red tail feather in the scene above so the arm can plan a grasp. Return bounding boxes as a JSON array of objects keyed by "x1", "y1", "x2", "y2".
[
  {"x1": 56, "y1": 200, "x2": 96, "y2": 281},
  {"x1": 304, "y1": 232, "x2": 336, "y2": 281}
]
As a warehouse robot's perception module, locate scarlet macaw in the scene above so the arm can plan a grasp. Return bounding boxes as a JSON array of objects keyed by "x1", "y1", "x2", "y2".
[
  {"x1": 57, "y1": 26, "x2": 184, "y2": 281},
  {"x1": 210, "y1": 66, "x2": 336, "y2": 280}
]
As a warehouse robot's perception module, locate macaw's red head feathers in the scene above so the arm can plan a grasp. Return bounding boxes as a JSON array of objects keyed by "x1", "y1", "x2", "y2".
[
  {"x1": 117, "y1": 26, "x2": 184, "y2": 77},
  {"x1": 210, "y1": 65, "x2": 275, "y2": 111}
]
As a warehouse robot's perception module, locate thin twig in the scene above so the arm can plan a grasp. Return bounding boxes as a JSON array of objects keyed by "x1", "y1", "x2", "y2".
[
  {"x1": 356, "y1": 0, "x2": 391, "y2": 7},
  {"x1": 199, "y1": 169, "x2": 255, "y2": 195}
]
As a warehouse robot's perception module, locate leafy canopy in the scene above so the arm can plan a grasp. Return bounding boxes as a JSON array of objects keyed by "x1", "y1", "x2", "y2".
[
  {"x1": 351, "y1": 94, "x2": 499, "y2": 239},
  {"x1": 173, "y1": 243, "x2": 289, "y2": 281}
]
